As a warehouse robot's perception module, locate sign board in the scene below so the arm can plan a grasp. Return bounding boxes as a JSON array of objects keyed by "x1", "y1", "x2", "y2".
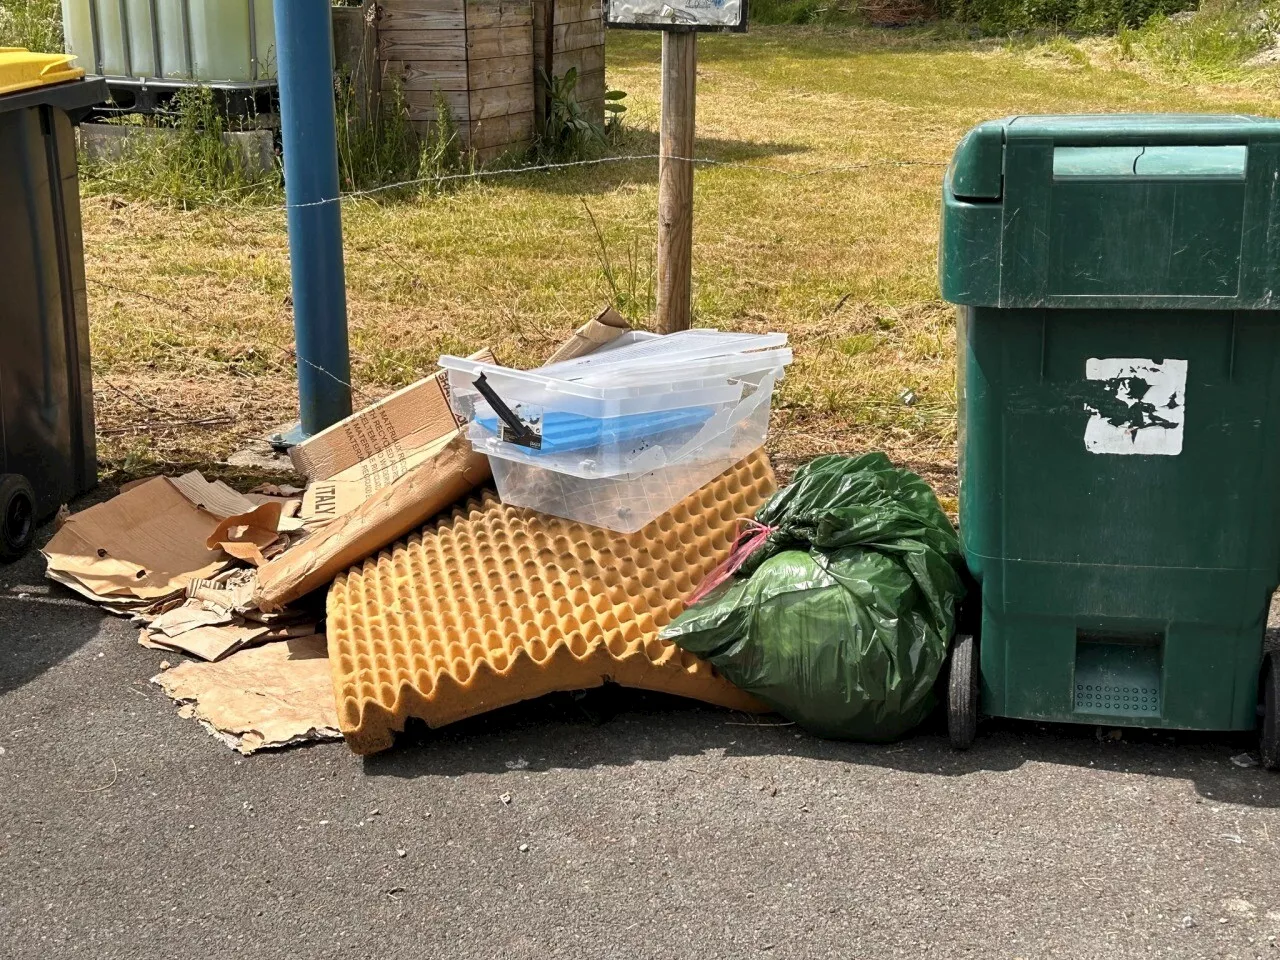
[{"x1": 606, "y1": 0, "x2": 747, "y2": 30}]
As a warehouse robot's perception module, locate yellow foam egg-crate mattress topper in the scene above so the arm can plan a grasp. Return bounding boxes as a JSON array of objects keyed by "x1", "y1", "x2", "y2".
[{"x1": 327, "y1": 452, "x2": 776, "y2": 754}]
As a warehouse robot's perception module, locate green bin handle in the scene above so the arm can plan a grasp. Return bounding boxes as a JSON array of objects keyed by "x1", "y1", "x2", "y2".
[
  {"x1": 1001, "y1": 114, "x2": 1278, "y2": 147},
  {"x1": 949, "y1": 115, "x2": 1280, "y2": 200}
]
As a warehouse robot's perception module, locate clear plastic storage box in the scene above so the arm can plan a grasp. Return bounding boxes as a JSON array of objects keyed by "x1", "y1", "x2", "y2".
[
  {"x1": 439, "y1": 330, "x2": 791, "y2": 530},
  {"x1": 440, "y1": 331, "x2": 790, "y2": 477},
  {"x1": 486, "y1": 389, "x2": 775, "y2": 533}
]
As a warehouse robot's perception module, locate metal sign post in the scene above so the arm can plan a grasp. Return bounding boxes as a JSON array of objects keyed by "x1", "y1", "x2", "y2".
[
  {"x1": 273, "y1": 0, "x2": 352, "y2": 445},
  {"x1": 607, "y1": 0, "x2": 747, "y2": 334}
]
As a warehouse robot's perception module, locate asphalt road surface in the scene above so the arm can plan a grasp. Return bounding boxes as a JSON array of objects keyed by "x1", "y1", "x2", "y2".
[{"x1": 4, "y1": 539, "x2": 1280, "y2": 960}]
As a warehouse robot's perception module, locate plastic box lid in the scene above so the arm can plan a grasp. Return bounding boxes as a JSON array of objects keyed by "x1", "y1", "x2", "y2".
[
  {"x1": 440, "y1": 343, "x2": 791, "y2": 421},
  {"x1": 542, "y1": 329, "x2": 789, "y2": 380},
  {"x1": 440, "y1": 355, "x2": 748, "y2": 413},
  {"x1": 559, "y1": 347, "x2": 794, "y2": 390}
]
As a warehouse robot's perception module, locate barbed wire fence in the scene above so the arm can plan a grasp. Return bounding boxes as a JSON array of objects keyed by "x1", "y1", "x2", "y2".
[
  {"x1": 81, "y1": 152, "x2": 948, "y2": 209},
  {"x1": 87, "y1": 150, "x2": 957, "y2": 443}
]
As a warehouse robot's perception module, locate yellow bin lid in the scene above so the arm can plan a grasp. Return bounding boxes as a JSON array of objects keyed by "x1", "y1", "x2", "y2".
[{"x1": 0, "y1": 48, "x2": 85, "y2": 96}]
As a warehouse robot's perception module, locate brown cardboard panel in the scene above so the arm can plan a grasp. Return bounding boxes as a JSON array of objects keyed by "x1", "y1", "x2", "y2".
[
  {"x1": 43, "y1": 477, "x2": 229, "y2": 606},
  {"x1": 256, "y1": 314, "x2": 632, "y2": 611},
  {"x1": 255, "y1": 435, "x2": 491, "y2": 611},
  {"x1": 153, "y1": 636, "x2": 341, "y2": 754}
]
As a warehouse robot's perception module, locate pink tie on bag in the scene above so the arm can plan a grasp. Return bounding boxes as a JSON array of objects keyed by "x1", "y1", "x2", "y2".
[{"x1": 686, "y1": 519, "x2": 778, "y2": 605}]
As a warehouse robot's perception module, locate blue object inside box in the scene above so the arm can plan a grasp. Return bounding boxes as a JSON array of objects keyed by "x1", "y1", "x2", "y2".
[{"x1": 475, "y1": 405, "x2": 714, "y2": 454}]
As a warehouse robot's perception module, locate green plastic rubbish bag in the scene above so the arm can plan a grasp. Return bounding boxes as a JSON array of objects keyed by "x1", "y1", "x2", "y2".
[{"x1": 660, "y1": 452, "x2": 965, "y2": 741}]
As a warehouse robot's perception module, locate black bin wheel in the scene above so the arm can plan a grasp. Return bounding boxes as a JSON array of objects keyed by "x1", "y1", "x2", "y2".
[
  {"x1": 0, "y1": 474, "x2": 36, "y2": 563},
  {"x1": 948, "y1": 632, "x2": 979, "y2": 750},
  {"x1": 1261, "y1": 655, "x2": 1280, "y2": 772}
]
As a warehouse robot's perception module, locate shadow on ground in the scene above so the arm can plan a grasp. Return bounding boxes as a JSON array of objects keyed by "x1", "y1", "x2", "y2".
[
  {"x1": 364, "y1": 684, "x2": 1280, "y2": 809},
  {"x1": 0, "y1": 483, "x2": 135, "y2": 696},
  {"x1": 0, "y1": 535, "x2": 108, "y2": 697}
]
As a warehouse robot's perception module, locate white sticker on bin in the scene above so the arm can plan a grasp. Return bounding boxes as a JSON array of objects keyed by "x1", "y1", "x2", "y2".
[{"x1": 1083, "y1": 357, "x2": 1187, "y2": 456}]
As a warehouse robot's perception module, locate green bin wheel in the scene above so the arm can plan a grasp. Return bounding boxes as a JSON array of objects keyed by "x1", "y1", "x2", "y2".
[
  {"x1": 948, "y1": 633, "x2": 979, "y2": 750},
  {"x1": 0, "y1": 474, "x2": 36, "y2": 563},
  {"x1": 1261, "y1": 656, "x2": 1280, "y2": 772}
]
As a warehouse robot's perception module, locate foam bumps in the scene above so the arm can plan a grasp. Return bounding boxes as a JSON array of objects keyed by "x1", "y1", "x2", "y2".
[{"x1": 327, "y1": 452, "x2": 776, "y2": 753}]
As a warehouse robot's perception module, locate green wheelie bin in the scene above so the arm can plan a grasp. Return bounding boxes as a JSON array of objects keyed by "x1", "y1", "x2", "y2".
[{"x1": 940, "y1": 115, "x2": 1280, "y2": 766}]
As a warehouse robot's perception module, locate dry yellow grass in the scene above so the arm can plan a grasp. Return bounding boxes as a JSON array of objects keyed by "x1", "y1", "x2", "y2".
[{"x1": 87, "y1": 26, "x2": 1280, "y2": 495}]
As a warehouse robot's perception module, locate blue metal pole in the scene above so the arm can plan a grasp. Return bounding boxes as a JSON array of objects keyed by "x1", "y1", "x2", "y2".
[{"x1": 274, "y1": 0, "x2": 351, "y2": 439}]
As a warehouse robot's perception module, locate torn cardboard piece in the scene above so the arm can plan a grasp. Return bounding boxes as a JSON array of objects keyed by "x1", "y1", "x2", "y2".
[
  {"x1": 152, "y1": 635, "x2": 341, "y2": 754},
  {"x1": 255, "y1": 355, "x2": 494, "y2": 609},
  {"x1": 45, "y1": 568, "x2": 151, "y2": 615},
  {"x1": 140, "y1": 616, "x2": 318, "y2": 661},
  {"x1": 185, "y1": 568, "x2": 317, "y2": 622},
  {"x1": 544, "y1": 305, "x2": 631, "y2": 364},
  {"x1": 141, "y1": 620, "x2": 271, "y2": 662},
  {"x1": 169, "y1": 472, "x2": 260, "y2": 520},
  {"x1": 146, "y1": 592, "x2": 250, "y2": 649},
  {"x1": 149, "y1": 603, "x2": 233, "y2": 637},
  {"x1": 138, "y1": 563, "x2": 319, "y2": 659},
  {"x1": 255, "y1": 434, "x2": 490, "y2": 610},
  {"x1": 43, "y1": 476, "x2": 232, "y2": 609},
  {"x1": 250, "y1": 483, "x2": 303, "y2": 497},
  {"x1": 243, "y1": 483, "x2": 305, "y2": 518},
  {"x1": 206, "y1": 501, "x2": 293, "y2": 567},
  {"x1": 140, "y1": 580, "x2": 321, "y2": 660},
  {"x1": 187, "y1": 570, "x2": 257, "y2": 616}
]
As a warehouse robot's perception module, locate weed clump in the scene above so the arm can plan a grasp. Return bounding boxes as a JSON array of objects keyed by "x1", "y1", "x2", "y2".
[
  {"x1": 80, "y1": 87, "x2": 276, "y2": 207},
  {"x1": 938, "y1": 0, "x2": 1195, "y2": 33},
  {"x1": 337, "y1": 81, "x2": 472, "y2": 196},
  {"x1": 1127, "y1": 0, "x2": 1280, "y2": 74},
  {"x1": 0, "y1": 0, "x2": 62, "y2": 50}
]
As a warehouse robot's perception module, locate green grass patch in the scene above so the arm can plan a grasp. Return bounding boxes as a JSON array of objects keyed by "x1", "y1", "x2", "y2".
[
  {"x1": 0, "y1": 0, "x2": 63, "y2": 50},
  {"x1": 750, "y1": 0, "x2": 1195, "y2": 29},
  {"x1": 750, "y1": 0, "x2": 864, "y2": 25},
  {"x1": 80, "y1": 88, "x2": 280, "y2": 208},
  {"x1": 337, "y1": 82, "x2": 476, "y2": 195},
  {"x1": 938, "y1": 0, "x2": 1195, "y2": 32},
  {"x1": 83, "y1": 25, "x2": 1280, "y2": 479},
  {"x1": 1129, "y1": 0, "x2": 1279, "y2": 75}
]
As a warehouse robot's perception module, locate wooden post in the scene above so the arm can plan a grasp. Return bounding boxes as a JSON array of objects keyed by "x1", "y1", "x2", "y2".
[
  {"x1": 533, "y1": 0, "x2": 556, "y2": 133},
  {"x1": 330, "y1": 0, "x2": 380, "y2": 126},
  {"x1": 657, "y1": 28, "x2": 696, "y2": 334},
  {"x1": 357, "y1": 0, "x2": 381, "y2": 125}
]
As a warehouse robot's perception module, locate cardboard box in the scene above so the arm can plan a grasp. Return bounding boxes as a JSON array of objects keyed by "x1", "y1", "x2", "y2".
[
  {"x1": 43, "y1": 476, "x2": 232, "y2": 612},
  {"x1": 253, "y1": 307, "x2": 634, "y2": 610},
  {"x1": 290, "y1": 351, "x2": 493, "y2": 523},
  {"x1": 254, "y1": 361, "x2": 490, "y2": 610}
]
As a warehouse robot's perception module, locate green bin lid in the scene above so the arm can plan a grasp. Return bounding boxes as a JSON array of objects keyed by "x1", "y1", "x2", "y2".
[
  {"x1": 941, "y1": 114, "x2": 1280, "y2": 309},
  {"x1": 949, "y1": 114, "x2": 1280, "y2": 200}
]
